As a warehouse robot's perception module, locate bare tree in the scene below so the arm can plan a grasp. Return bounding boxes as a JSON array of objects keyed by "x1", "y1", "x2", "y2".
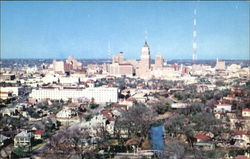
[
  {"x1": 115, "y1": 104, "x2": 156, "y2": 139},
  {"x1": 159, "y1": 141, "x2": 187, "y2": 159},
  {"x1": 48, "y1": 128, "x2": 90, "y2": 156}
]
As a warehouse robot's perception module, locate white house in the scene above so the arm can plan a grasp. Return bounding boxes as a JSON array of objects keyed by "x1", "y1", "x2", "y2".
[
  {"x1": 56, "y1": 109, "x2": 77, "y2": 119},
  {"x1": 171, "y1": 103, "x2": 188, "y2": 109},
  {"x1": 1, "y1": 108, "x2": 16, "y2": 116},
  {"x1": 79, "y1": 113, "x2": 116, "y2": 136},
  {"x1": 34, "y1": 130, "x2": 45, "y2": 140},
  {"x1": 0, "y1": 87, "x2": 23, "y2": 96},
  {"x1": 0, "y1": 92, "x2": 12, "y2": 100},
  {"x1": 214, "y1": 104, "x2": 232, "y2": 113},
  {"x1": 233, "y1": 131, "x2": 250, "y2": 148},
  {"x1": 242, "y1": 109, "x2": 250, "y2": 117},
  {"x1": 14, "y1": 130, "x2": 33, "y2": 148}
]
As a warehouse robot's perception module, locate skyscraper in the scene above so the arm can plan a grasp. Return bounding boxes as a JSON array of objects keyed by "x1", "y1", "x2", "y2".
[
  {"x1": 140, "y1": 41, "x2": 151, "y2": 70},
  {"x1": 155, "y1": 54, "x2": 164, "y2": 69}
]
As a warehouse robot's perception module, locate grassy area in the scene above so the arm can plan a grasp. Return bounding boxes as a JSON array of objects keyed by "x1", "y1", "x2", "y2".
[{"x1": 31, "y1": 141, "x2": 45, "y2": 151}]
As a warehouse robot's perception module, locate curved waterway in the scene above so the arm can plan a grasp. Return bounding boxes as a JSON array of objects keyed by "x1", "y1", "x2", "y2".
[{"x1": 150, "y1": 125, "x2": 165, "y2": 151}]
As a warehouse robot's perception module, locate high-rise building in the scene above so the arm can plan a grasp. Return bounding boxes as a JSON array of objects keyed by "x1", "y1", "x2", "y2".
[
  {"x1": 66, "y1": 56, "x2": 83, "y2": 70},
  {"x1": 155, "y1": 54, "x2": 164, "y2": 69},
  {"x1": 215, "y1": 58, "x2": 226, "y2": 70},
  {"x1": 53, "y1": 60, "x2": 65, "y2": 74},
  {"x1": 53, "y1": 56, "x2": 83, "y2": 74},
  {"x1": 112, "y1": 52, "x2": 124, "y2": 64},
  {"x1": 140, "y1": 41, "x2": 151, "y2": 70}
]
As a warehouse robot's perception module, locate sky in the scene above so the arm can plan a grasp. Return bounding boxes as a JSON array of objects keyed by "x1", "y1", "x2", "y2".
[{"x1": 1, "y1": 1, "x2": 249, "y2": 60}]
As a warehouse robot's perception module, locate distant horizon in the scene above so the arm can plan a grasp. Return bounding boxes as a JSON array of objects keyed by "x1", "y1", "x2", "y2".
[
  {"x1": 1, "y1": 57, "x2": 249, "y2": 61},
  {"x1": 1, "y1": 1, "x2": 249, "y2": 59}
]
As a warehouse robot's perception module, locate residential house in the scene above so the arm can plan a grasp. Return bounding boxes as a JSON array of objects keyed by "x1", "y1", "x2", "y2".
[
  {"x1": 0, "y1": 92, "x2": 12, "y2": 100},
  {"x1": 1, "y1": 108, "x2": 17, "y2": 117},
  {"x1": 232, "y1": 130, "x2": 250, "y2": 148},
  {"x1": 214, "y1": 104, "x2": 232, "y2": 113},
  {"x1": 171, "y1": 102, "x2": 188, "y2": 109},
  {"x1": 0, "y1": 134, "x2": 9, "y2": 146},
  {"x1": 242, "y1": 109, "x2": 250, "y2": 117},
  {"x1": 110, "y1": 103, "x2": 127, "y2": 111},
  {"x1": 194, "y1": 135, "x2": 215, "y2": 151},
  {"x1": 101, "y1": 110, "x2": 116, "y2": 135},
  {"x1": 14, "y1": 130, "x2": 33, "y2": 148},
  {"x1": 56, "y1": 109, "x2": 77, "y2": 119},
  {"x1": 34, "y1": 130, "x2": 45, "y2": 140}
]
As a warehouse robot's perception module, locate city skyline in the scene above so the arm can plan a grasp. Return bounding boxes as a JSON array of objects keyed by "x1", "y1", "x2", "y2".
[{"x1": 1, "y1": 1, "x2": 249, "y2": 60}]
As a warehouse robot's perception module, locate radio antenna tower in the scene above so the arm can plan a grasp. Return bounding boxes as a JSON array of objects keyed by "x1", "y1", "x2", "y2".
[
  {"x1": 145, "y1": 28, "x2": 148, "y2": 42},
  {"x1": 192, "y1": 8, "x2": 197, "y2": 63},
  {"x1": 107, "y1": 41, "x2": 112, "y2": 63}
]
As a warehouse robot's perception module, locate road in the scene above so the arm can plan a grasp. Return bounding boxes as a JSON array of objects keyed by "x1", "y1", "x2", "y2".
[{"x1": 6, "y1": 87, "x2": 31, "y2": 109}]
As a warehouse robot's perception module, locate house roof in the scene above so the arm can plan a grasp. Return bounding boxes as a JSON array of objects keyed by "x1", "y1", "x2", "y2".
[
  {"x1": 126, "y1": 97, "x2": 136, "y2": 102},
  {"x1": 106, "y1": 116, "x2": 116, "y2": 121},
  {"x1": 110, "y1": 104, "x2": 127, "y2": 109},
  {"x1": 235, "y1": 155, "x2": 249, "y2": 159},
  {"x1": 147, "y1": 100, "x2": 158, "y2": 105},
  {"x1": 233, "y1": 130, "x2": 249, "y2": 135},
  {"x1": 0, "y1": 134, "x2": 9, "y2": 141},
  {"x1": 195, "y1": 135, "x2": 211, "y2": 141},
  {"x1": 101, "y1": 110, "x2": 116, "y2": 121},
  {"x1": 34, "y1": 130, "x2": 45, "y2": 135},
  {"x1": 243, "y1": 109, "x2": 250, "y2": 112},
  {"x1": 0, "y1": 92, "x2": 9, "y2": 94},
  {"x1": 25, "y1": 101, "x2": 32, "y2": 105},
  {"x1": 101, "y1": 110, "x2": 112, "y2": 115},
  {"x1": 125, "y1": 138, "x2": 140, "y2": 146},
  {"x1": 216, "y1": 104, "x2": 232, "y2": 107},
  {"x1": 137, "y1": 83, "x2": 144, "y2": 87},
  {"x1": 15, "y1": 131, "x2": 31, "y2": 138}
]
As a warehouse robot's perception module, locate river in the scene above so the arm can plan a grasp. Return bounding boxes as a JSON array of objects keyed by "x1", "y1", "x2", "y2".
[{"x1": 150, "y1": 125, "x2": 165, "y2": 151}]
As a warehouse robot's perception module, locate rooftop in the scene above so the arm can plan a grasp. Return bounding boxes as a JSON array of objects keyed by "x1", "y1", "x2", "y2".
[
  {"x1": 15, "y1": 131, "x2": 32, "y2": 138},
  {"x1": 243, "y1": 108, "x2": 250, "y2": 112},
  {"x1": 216, "y1": 104, "x2": 232, "y2": 107},
  {"x1": 235, "y1": 155, "x2": 249, "y2": 159},
  {"x1": 195, "y1": 135, "x2": 211, "y2": 141},
  {"x1": 34, "y1": 130, "x2": 45, "y2": 135}
]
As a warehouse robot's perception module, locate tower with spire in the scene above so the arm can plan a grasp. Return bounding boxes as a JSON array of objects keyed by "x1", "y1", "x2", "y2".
[
  {"x1": 141, "y1": 40, "x2": 151, "y2": 70},
  {"x1": 107, "y1": 41, "x2": 112, "y2": 63},
  {"x1": 140, "y1": 29, "x2": 151, "y2": 70}
]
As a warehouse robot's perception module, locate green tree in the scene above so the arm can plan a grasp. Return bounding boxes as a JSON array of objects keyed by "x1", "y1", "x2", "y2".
[{"x1": 153, "y1": 102, "x2": 170, "y2": 115}]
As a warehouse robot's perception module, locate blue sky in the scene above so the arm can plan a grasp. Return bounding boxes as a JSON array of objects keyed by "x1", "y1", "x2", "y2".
[{"x1": 1, "y1": 1, "x2": 249, "y2": 60}]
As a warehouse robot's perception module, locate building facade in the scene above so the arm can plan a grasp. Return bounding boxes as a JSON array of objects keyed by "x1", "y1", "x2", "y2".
[
  {"x1": 14, "y1": 130, "x2": 33, "y2": 148},
  {"x1": 30, "y1": 87, "x2": 118, "y2": 103}
]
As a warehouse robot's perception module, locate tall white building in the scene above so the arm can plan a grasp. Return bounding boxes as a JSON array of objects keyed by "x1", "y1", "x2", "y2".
[
  {"x1": 53, "y1": 60, "x2": 65, "y2": 73},
  {"x1": 154, "y1": 54, "x2": 164, "y2": 70},
  {"x1": 215, "y1": 58, "x2": 226, "y2": 70},
  {"x1": 30, "y1": 87, "x2": 118, "y2": 103},
  {"x1": 140, "y1": 41, "x2": 151, "y2": 70},
  {"x1": 136, "y1": 41, "x2": 152, "y2": 78}
]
